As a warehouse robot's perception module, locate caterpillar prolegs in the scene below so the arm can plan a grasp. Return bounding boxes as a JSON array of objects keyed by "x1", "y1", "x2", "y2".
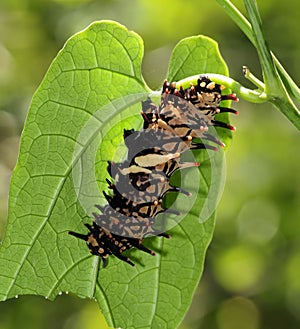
[{"x1": 69, "y1": 76, "x2": 238, "y2": 267}]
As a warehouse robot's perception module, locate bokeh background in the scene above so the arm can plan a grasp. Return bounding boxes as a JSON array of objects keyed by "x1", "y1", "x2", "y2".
[{"x1": 0, "y1": 0, "x2": 299, "y2": 328}]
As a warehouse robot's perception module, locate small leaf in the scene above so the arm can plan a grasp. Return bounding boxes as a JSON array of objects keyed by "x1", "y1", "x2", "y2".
[
  {"x1": 167, "y1": 35, "x2": 233, "y2": 146},
  {"x1": 0, "y1": 22, "x2": 230, "y2": 329}
]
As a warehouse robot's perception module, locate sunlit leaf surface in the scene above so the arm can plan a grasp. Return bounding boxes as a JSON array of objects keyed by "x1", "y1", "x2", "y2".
[{"x1": 0, "y1": 21, "x2": 230, "y2": 329}]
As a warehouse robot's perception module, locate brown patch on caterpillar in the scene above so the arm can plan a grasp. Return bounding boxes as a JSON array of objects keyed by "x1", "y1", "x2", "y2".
[{"x1": 69, "y1": 75, "x2": 238, "y2": 266}]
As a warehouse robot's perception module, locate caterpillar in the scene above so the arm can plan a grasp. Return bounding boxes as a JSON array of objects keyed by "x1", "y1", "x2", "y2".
[{"x1": 69, "y1": 76, "x2": 238, "y2": 267}]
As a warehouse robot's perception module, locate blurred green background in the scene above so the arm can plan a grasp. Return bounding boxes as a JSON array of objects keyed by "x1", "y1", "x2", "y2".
[{"x1": 0, "y1": 0, "x2": 299, "y2": 328}]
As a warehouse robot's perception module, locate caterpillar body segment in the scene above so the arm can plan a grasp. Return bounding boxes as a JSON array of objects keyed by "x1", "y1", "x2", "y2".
[{"x1": 69, "y1": 75, "x2": 238, "y2": 266}]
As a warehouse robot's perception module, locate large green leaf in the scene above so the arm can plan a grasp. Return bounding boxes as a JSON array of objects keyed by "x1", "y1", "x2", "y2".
[{"x1": 0, "y1": 21, "x2": 230, "y2": 329}]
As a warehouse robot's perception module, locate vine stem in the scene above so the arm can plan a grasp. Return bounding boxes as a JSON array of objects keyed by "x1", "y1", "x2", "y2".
[
  {"x1": 243, "y1": 66, "x2": 265, "y2": 90},
  {"x1": 215, "y1": 0, "x2": 300, "y2": 102},
  {"x1": 244, "y1": 0, "x2": 300, "y2": 130},
  {"x1": 175, "y1": 74, "x2": 268, "y2": 103},
  {"x1": 213, "y1": 0, "x2": 300, "y2": 130}
]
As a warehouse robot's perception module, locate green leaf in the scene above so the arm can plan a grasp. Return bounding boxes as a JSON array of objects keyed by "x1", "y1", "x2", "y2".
[
  {"x1": 0, "y1": 22, "x2": 229, "y2": 329},
  {"x1": 0, "y1": 18, "x2": 148, "y2": 301}
]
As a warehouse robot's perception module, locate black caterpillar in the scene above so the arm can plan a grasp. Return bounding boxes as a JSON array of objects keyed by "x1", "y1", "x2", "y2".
[{"x1": 69, "y1": 76, "x2": 238, "y2": 267}]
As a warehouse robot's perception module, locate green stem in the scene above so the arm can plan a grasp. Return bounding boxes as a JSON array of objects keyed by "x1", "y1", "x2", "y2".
[
  {"x1": 175, "y1": 74, "x2": 268, "y2": 103},
  {"x1": 215, "y1": 0, "x2": 253, "y2": 42},
  {"x1": 215, "y1": 0, "x2": 300, "y2": 101},
  {"x1": 244, "y1": 0, "x2": 300, "y2": 130},
  {"x1": 244, "y1": 0, "x2": 278, "y2": 95},
  {"x1": 243, "y1": 66, "x2": 265, "y2": 90},
  {"x1": 270, "y1": 98, "x2": 300, "y2": 130}
]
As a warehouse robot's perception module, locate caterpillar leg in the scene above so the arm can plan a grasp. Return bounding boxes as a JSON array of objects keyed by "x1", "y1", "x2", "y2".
[{"x1": 70, "y1": 75, "x2": 237, "y2": 267}]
